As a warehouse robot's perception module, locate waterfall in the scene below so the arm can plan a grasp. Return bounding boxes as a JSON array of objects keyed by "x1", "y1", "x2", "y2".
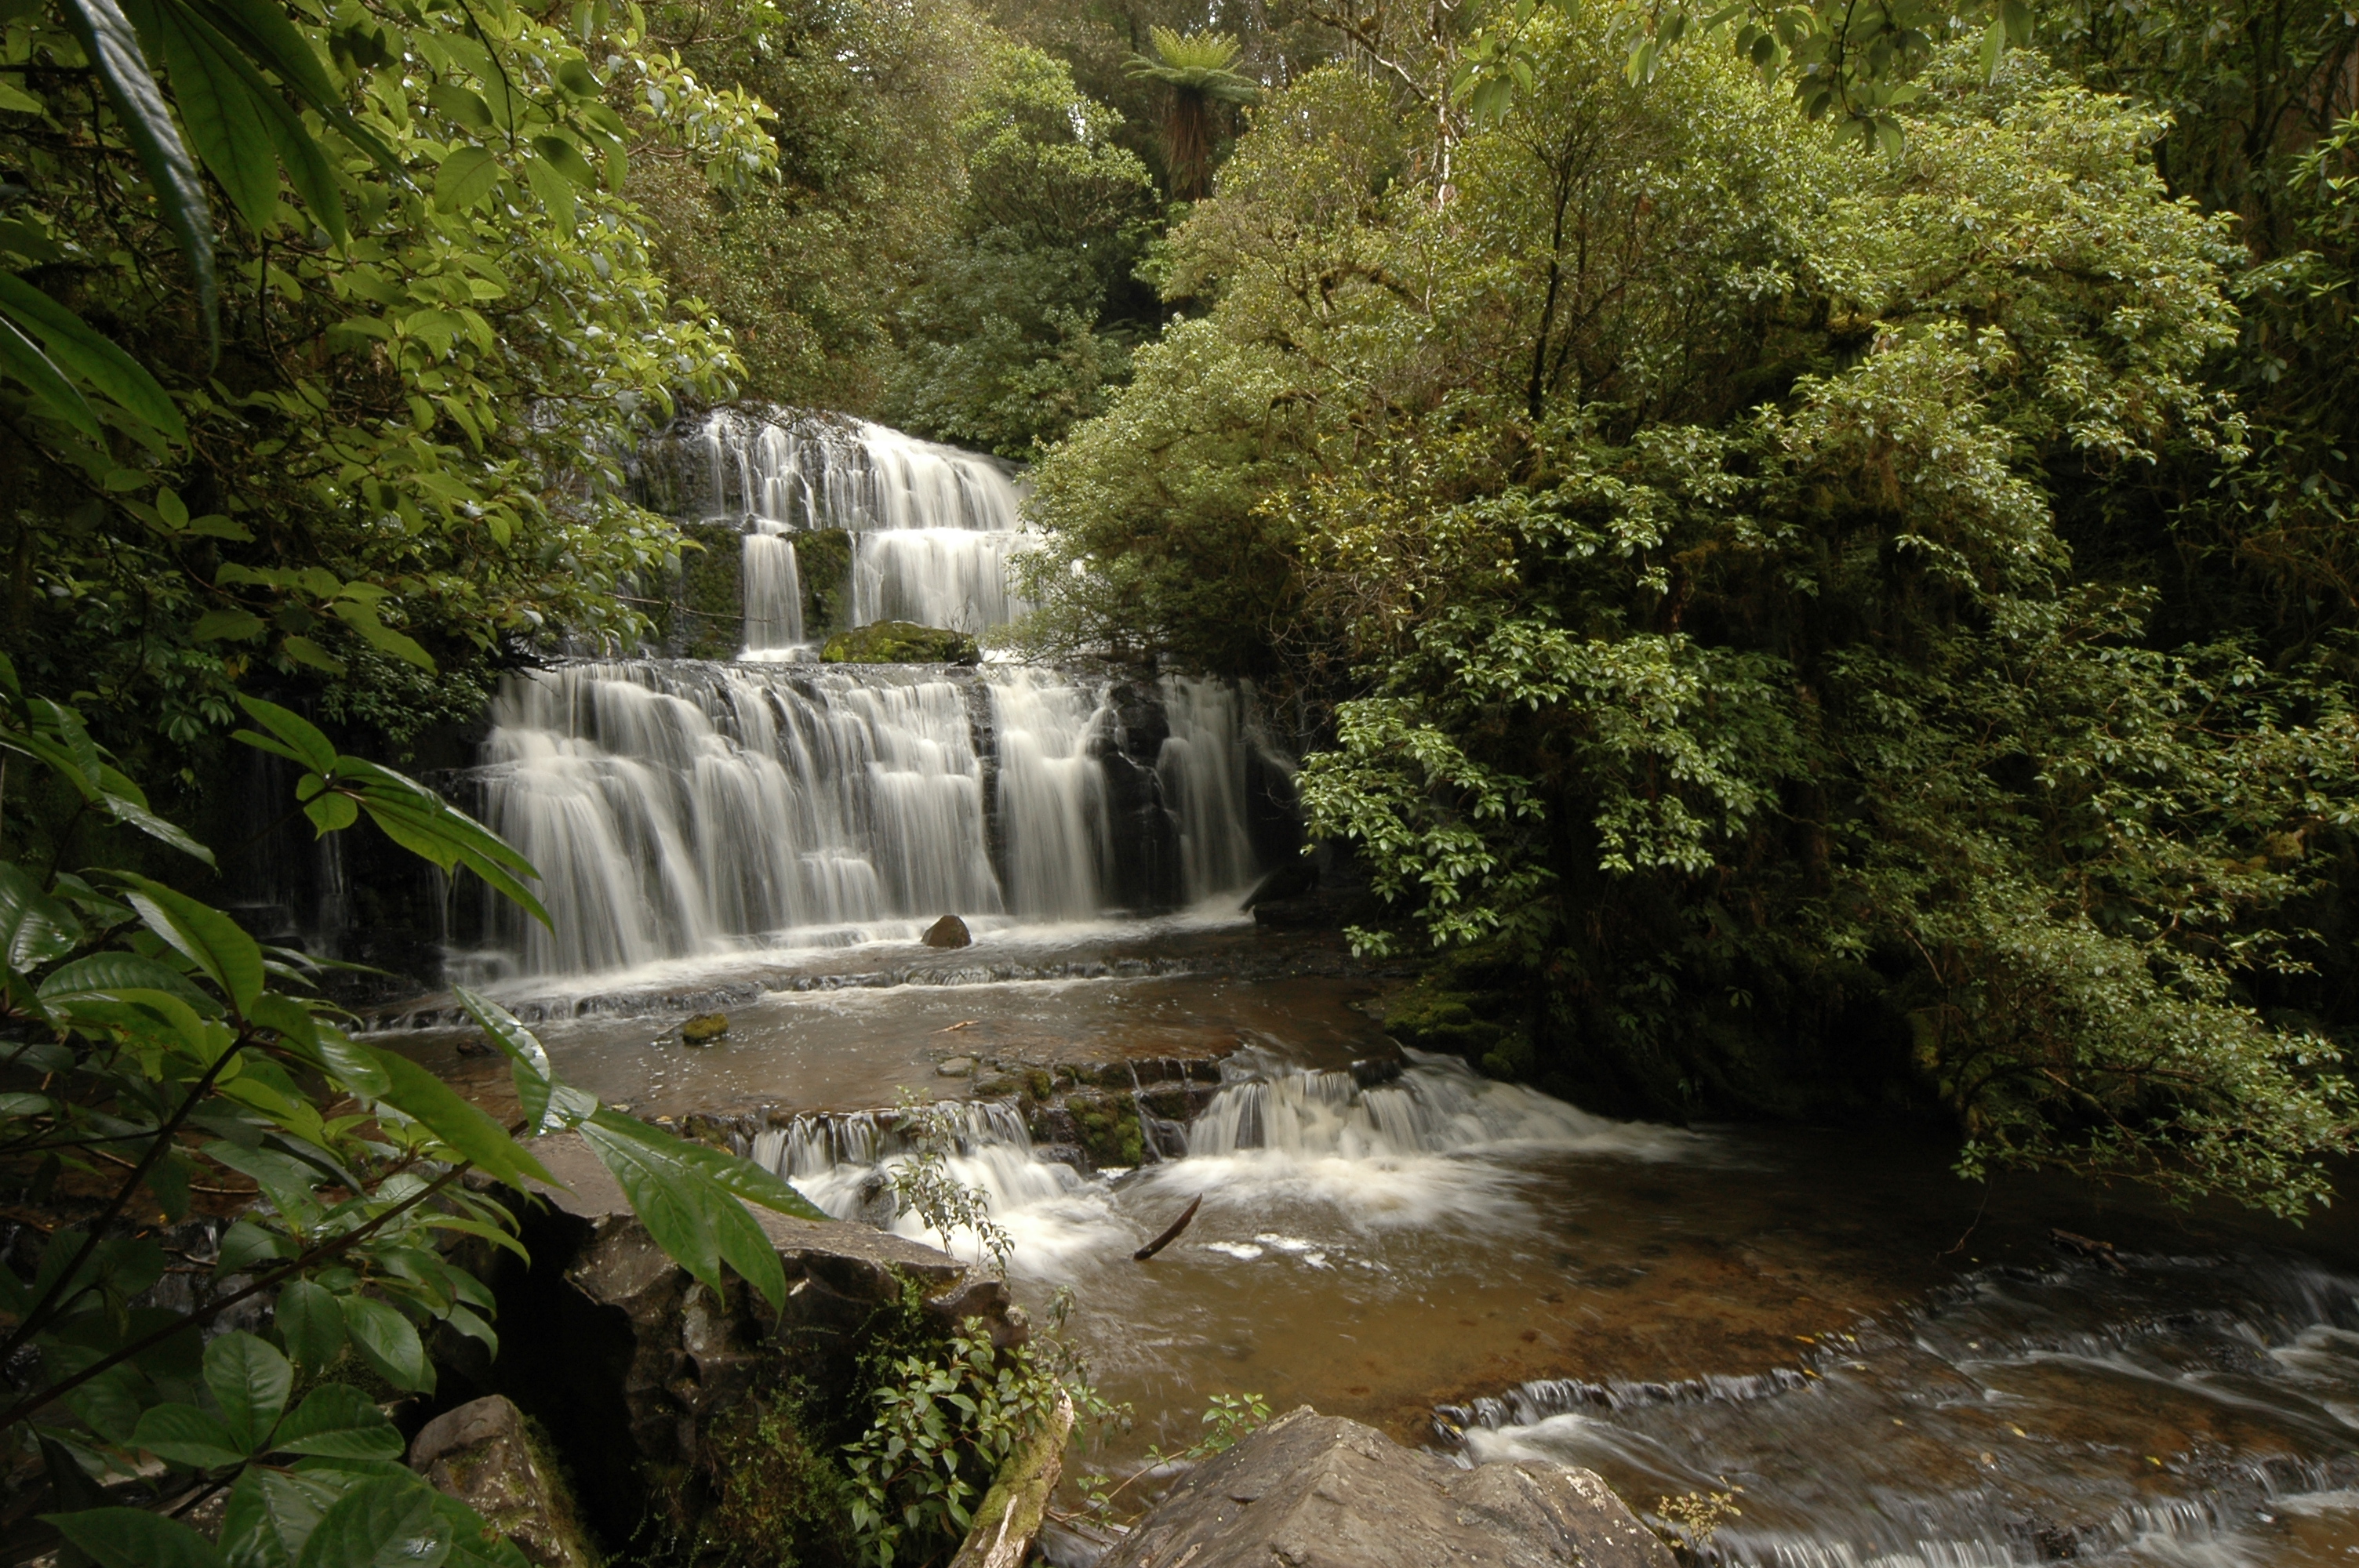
[
  {"x1": 700, "y1": 412, "x2": 1031, "y2": 647},
  {"x1": 740, "y1": 524, "x2": 804, "y2": 655},
  {"x1": 990, "y1": 670, "x2": 1112, "y2": 920},
  {"x1": 1157, "y1": 677, "x2": 1257, "y2": 902},
  {"x1": 460, "y1": 413, "x2": 1281, "y2": 983}
]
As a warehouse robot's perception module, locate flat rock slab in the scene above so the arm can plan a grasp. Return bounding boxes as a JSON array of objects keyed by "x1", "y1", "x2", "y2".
[{"x1": 1102, "y1": 1408, "x2": 1674, "y2": 1568}]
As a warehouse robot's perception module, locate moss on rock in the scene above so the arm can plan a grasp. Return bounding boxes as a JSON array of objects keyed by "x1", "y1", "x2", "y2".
[
  {"x1": 1065, "y1": 1091, "x2": 1144, "y2": 1167},
  {"x1": 674, "y1": 521, "x2": 744, "y2": 661},
  {"x1": 820, "y1": 620, "x2": 981, "y2": 666},
  {"x1": 792, "y1": 527, "x2": 852, "y2": 635}
]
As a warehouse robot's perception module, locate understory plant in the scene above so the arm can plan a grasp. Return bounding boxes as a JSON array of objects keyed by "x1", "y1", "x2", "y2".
[{"x1": 0, "y1": 683, "x2": 827, "y2": 1566}]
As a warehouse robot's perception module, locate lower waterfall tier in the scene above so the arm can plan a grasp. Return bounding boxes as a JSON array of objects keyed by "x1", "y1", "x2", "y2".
[{"x1": 467, "y1": 660, "x2": 1292, "y2": 979}]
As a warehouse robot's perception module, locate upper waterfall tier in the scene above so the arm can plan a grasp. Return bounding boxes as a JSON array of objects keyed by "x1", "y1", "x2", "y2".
[
  {"x1": 652, "y1": 408, "x2": 1037, "y2": 651},
  {"x1": 700, "y1": 410, "x2": 1026, "y2": 533},
  {"x1": 468, "y1": 661, "x2": 1275, "y2": 979}
]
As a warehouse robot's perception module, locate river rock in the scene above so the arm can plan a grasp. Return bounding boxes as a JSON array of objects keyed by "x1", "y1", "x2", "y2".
[
  {"x1": 409, "y1": 1394, "x2": 595, "y2": 1568},
  {"x1": 939, "y1": 1055, "x2": 975, "y2": 1076},
  {"x1": 924, "y1": 913, "x2": 973, "y2": 948},
  {"x1": 474, "y1": 1131, "x2": 1025, "y2": 1548},
  {"x1": 1100, "y1": 1408, "x2": 1674, "y2": 1568}
]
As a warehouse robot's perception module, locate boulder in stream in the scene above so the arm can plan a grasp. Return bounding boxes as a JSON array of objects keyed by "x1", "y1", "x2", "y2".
[
  {"x1": 1099, "y1": 1407, "x2": 1674, "y2": 1568},
  {"x1": 924, "y1": 913, "x2": 973, "y2": 948}
]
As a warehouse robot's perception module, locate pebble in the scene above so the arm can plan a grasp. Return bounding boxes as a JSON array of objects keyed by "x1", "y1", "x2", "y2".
[{"x1": 937, "y1": 1056, "x2": 973, "y2": 1076}]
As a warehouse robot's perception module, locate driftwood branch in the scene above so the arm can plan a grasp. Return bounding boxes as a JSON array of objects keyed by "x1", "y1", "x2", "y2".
[
  {"x1": 948, "y1": 1387, "x2": 1075, "y2": 1568},
  {"x1": 1133, "y1": 1195, "x2": 1201, "y2": 1261}
]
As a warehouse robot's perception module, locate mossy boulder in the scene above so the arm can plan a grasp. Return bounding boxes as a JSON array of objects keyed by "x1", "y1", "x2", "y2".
[
  {"x1": 682, "y1": 1012, "x2": 729, "y2": 1044},
  {"x1": 820, "y1": 620, "x2": 980, "y2": 666},
  {"x1": 1383, "y1": 953, "x2": 1532, "y2": 1081},
  {"x1": 1065, "y1": 1091, "x2": 1144, "y2": 1168},
  {"x1": 672, "y1": 521, "x2": 744, "y2": 661},
  {"x1": 793, "y1": 527, "x2": 852, "y2": 634}
]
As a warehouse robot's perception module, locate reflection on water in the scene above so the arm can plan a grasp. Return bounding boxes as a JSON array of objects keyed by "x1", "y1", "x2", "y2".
[{"x1": 485, "y1": 930, "x2": 2359, "y2": 1566}]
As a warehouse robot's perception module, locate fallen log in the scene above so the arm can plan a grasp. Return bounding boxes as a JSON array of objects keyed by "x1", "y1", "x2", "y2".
[
  {"x1": 948, "y1": 1387, "x2": 1075, "y2": 1568},
  {"x1": 1133, "y1": 1195, "x2": 1202, "y2": 1261}
]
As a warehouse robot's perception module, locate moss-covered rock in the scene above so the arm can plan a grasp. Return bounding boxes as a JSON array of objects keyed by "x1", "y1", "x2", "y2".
[
  {"x1": 674, "y1": 521, "x2": 744, "y2": 661},
  {"x1": 1065, "y1": 1091, "x2": 1144, "y2": 1167},
  {"x1": 1382, "y1": 950, "x2": 1532, "y2": 1081},
  {"x1": 820, "y1": 620, "x2": 981, "y2": 666},
  {"x1": 793, "y1": 527, "x2": 852, "y2": 635}
]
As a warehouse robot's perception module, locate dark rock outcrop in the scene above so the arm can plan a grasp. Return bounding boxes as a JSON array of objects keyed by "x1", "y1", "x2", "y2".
[
  {"x1": 409, "y1": 1394, "x2": 596, "y2": 1568},
  {"x1": 471, "y1": 1132, "x2": 1023, "y2": 1548},
  {"x1": 1100, "y1": 1408, "x2": 1675, "y2": 1568},
  {"x1": 924, "y1": 913, "x2": 974, "y2": 948}
]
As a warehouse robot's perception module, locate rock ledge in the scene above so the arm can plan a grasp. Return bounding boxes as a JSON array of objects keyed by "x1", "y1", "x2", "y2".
[{"x1": 1100, "y1": 1407, "x2": 1674, "y2": 1568}]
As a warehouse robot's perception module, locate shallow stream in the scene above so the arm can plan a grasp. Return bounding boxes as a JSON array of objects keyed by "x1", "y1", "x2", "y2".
[{"x1": 388, "y1": 917, "x2": 2359, "y2": 1566}]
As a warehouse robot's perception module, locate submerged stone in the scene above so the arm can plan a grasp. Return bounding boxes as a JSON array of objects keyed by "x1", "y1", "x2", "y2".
[
  {"x1": 1100, "y1": 1408, "x2": 1674, "y2": 1568},
  {"x1": 938, "y1": 1055, "x2": 974, "y2": 1076},
  {"x1": 923, "y1": 913, "x2": 973, "y2": 948},
  {"x1": 820, "y1": 619, "x2": 981, "y2": 666}
]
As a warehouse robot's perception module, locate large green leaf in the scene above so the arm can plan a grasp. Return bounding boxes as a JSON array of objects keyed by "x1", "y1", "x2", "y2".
[
  {"x1": 0, "y1": 862, "x2": 82, "y2": 971},
  {"x1": 293, "y1": 1475, "x2": 449, "y2": 1568},
  {"x1": 336, "y1": 1298, "x2": 431, "y2": 1393},
  {"x1": 111, "y1": 873, "x2": 264, "y2": 1013},
  {"x1": 234, "y1": 696, "x2": 335, "y2": 771},
  {"x1": 127, "y1": 0, "x2": 278, "y2": 230},
  {"x1": 363, "y1": 1046, "x2": 552, "y2": 1186},
  {"x1": 221, "y1": 1465, "x2": 343, "y2": 1568},
  {"x1": 45, "y1": 1508, "x2": 227, "y2": 1568},
  {"x1": 204, "y1": 1330, "x2": 291, "y2": 1452},
  {"x1": 131, "y1": 1401, "x2": 249, "y2": 1469},
  {"x1": 273, "y1": 1383, "x2": 403, "y2": 1459},
  {"x1": 452, "y1": 986, "x2": 594, "y2": 1135},
  {"x1": 38, "y1": 952, "x2": 220, "y2": 1014},
  {"x1": 0, "y1": 311, "x2": 104, "y2": 441},
  {"x1": 580, "y1": 1109, "x2": 787, "y2": 1309},
  {"x1": 273, "y1": 1279, "x2": 346, "y2": 1371},
  {"x1": 0, "y1": 272, "x2": 184, "y2": 441},
  {"x1": 56, "y1": 0, "x2": 218, "y2": 343}
]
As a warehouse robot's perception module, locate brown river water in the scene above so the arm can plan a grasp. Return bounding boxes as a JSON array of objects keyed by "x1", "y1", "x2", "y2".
[{"x1": 379, "y1": 915, "x2": 2359, "y2": 1566}]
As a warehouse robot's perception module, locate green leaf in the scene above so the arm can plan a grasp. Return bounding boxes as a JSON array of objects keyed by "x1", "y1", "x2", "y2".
[
  {"x1": 532, "y1": 134, "x2": 597, "y2": 188},
  {"x1": 451, "y1": 986, "x2": 576, "y2": 1134},
  {"x1": 293, "y1": 1475, "x2": 449, "y2": 1568},
  {"x1": 234, "y1": 695, "x2": 336, "y2": 772},
  {"x1": 280, "y1": 635, "x2": 346, "y2": 675},
  {"x1": 0, "y1": 310, "x2": 104, "y2": 441},
  {"x1": 580, "y1": 1109, "x2": 788, "y2": 1310},
  {"x1": 133, "y1": 0, "x2": 281, "y2": 231},
  {"x1": 193, "y1": 608, "x2": 267, "y2": 642},
  {"x1": 45, "y1": 1508, "x2": 227, "y2": 1568},
  {"x1": 433, "y1": 147, "x2": 501, "y2": 213},
  {"x1": 0, "y1": 861, "x2": 82, "y2": 971},
  {"x1": 364, "y1": 1045, "x2": 553, "y2": 1186},
  {"x1": 0, "y1": 273, "x2": 184, "y2": 441},
  {"x1": 205, "y1": 1330, "x2": 292, "y2": 1452},
  {"x1": 38, "y1": 951, "x2": 221, "y2": 1015},
  {"x1": 221, "y1": 1465, "x2": 343, "y2": 1568},
  {"x1": 132, "y1": 1401, "x2": 250, "y2": 1469},
  {"x1": 665, "y1": 1125, "x2": 830, "y2": 1223},
  {"x1": 54, "y1": 0, "x2": 218, "y2": 347},
  {"x1": 337, "y1": 1298, "x2": 431, "y2": 1393},
  {"x1": 273, "y1": 1383, "x2": 402, "y2": 1459},
  {"x1": 274, "y1": 1279, "x2": 346, "y2": 1371},
  {"x1": 329, "y1": 600, "x2": 434, "y2": 672},
  {"x1": 305, "y1": 793, "x2": 361, "y2": 833},
  {"x1": 424, "y1": 82, "x2": 493, "y2": 129},
  {"x1": 112, "y1": 873, "x2": 264, "y2": 1012}
]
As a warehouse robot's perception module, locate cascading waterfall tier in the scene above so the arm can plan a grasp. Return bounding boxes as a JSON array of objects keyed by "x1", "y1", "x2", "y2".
[
  {"x1": 472, "y1": 660, "x2": 1267, "y2": 977},
  {"x1": 692, "y1": 410, "x2": 1032, "y2": 652}
]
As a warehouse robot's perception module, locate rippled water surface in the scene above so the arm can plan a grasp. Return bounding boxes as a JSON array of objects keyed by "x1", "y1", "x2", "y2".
[{"x1": 393, "y1": 924, "x2": 2359, "y2": 1566}]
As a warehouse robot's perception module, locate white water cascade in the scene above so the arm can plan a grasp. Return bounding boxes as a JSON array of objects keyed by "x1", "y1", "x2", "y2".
[
  {"x1": 696, "y1": 411, "x2": 1031, "y2": 651},
  {"x1": 460, "y1": 414, "x2": 1279, "y2": 982},
  {"x1": 475, "y1": 661, "x2": 1271, "y2": 977}
]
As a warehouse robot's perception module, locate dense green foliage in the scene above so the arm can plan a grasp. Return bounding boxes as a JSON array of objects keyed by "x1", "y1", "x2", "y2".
[{"x1": 1021, "y1": 9, "x2": 2359, "y2": 1212}]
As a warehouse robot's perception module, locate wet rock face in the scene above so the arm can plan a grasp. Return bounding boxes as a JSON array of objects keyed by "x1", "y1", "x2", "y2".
[
  {"x1": 410, "y1": 1395, "x2": 596, "y2": 1568},
  {"x1": 1100, "y1": 1408, "x2": 1675, "y2": 1568},
  {"x1": 476, "y1": 1133, "x2": 1024, "y2": 1548}
]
